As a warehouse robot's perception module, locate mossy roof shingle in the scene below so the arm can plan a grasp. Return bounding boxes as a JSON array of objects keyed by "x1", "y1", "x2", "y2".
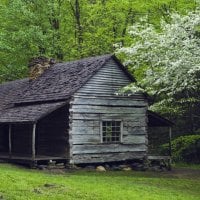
[
  {"x1": 0, "y1": 78, "x2": 28, "y2": 111},
  {"x1": 0, "y1": 54, "x2": 122, "y2": 123},
  {"x1": 0, "y1": 101, "x2": 66, "y2": 123},
  {"x1": 15, "y1": 54, "x2": 113, "y2": 104}
]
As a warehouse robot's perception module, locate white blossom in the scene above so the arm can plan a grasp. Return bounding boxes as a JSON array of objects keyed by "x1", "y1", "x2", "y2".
[{"x1": 116, "y1": 10, "x2": 200, "y2": 111}]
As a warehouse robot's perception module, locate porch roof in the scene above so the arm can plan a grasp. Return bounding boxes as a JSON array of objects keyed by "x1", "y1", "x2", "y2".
[
  {"x1": 148, "y1": 110, "x2": 174, "y2": 127},
  {"x1": 0, "y1": 101, "x2": 67, "y2": 123}
]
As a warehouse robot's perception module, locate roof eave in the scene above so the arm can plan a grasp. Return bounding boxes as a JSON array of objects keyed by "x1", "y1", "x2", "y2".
[
  {"x1": 111, "y1": 54, "x2": 136, "y2": 82},
  {"x1": 148, "y1": 110, "x2": 175, "y2": 127}
]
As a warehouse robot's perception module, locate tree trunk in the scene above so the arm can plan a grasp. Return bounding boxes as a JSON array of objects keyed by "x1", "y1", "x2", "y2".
[
  {"x1": 70, "y1": 0, "x2": 83, "y2": 57},
  {"x1": 49, "y1": 0, "x2": 63, "y2": 60}
]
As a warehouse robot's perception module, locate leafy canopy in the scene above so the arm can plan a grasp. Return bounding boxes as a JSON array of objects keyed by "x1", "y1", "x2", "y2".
[
  {"x1": 0, "y1": 0, "x2": 197, "y2": 83},
  {"x1": 117, "y1": 9, "x2": 200, "y2": 115}
]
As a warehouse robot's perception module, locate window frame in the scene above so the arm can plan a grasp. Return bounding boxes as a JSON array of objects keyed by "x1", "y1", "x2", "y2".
[{"x1": 100, "y1": 119, "x2": 123, "y2": 144}]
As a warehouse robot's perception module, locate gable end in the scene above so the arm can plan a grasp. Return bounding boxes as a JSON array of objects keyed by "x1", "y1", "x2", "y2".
[{"x1": 76, "y1": 57, "x2": 134, "y2": 96}]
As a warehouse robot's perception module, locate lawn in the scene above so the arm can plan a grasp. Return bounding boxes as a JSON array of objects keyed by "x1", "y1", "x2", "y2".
[{"x1": 0, "y1": 164, "x2": 199, "y2": 200}]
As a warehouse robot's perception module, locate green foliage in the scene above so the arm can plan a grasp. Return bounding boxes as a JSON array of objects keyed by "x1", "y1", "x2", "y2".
[
  {"x1": 161, "y1": 135, "x2": 200, "y2": 163},
  {"x1": 117, "y1": 7, "x2": 200, "y2": 134},
  {"x1": 0, "y1": 0, "x2": 197, "y2": 83}
]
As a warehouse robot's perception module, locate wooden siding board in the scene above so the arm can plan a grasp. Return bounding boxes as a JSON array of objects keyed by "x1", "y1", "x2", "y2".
[
  {"x1": 73, "y1": 144, "x2": 147, "y2": 154},
  {"x1": 81, "y1": 77, "x2": 130, "y2": 84},
  {"x1": 71, "y1": 126, "x2": 100, "y2": 135},
  {"x1": 72, "y1": 134, "x2": 101, "y2": 144},
  {"x1": 72, "y1": 120, "x2": 99, "y2": 128},
  {"x1": 73, "y1": 152, "x2": 146, "y2": 164},
  {"x1": 123, "y1": 135, "x2": 146, "y2": 144},
  {"x1": 90, "y1": 74, "x2": 130, "y2": 80},
  {"x1": 74, "y1": 93, "x2": 146, "y2": 100},
  {"x1": 70, "y1": 106, "x2": 147, "y2": 114},
  {"x1": 72, "y1": 113, "x2": 146, "y2": 121},
  {"x1": 123, "y1": 126, "x2": 147, "y2": 134},
  {"x1": 73, "y1": 97, "x2": 147, "y2": 107}
]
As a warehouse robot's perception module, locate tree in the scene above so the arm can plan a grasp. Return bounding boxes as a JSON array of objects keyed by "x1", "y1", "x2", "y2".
[
  {"x1": 0, "y1": 0, "x2": 197, "y2": 83},
  {"x1": 0, "y1": 0, "x2": 62, "y2": 82},
  {"x1": 117, "y1": 9, "x2": 200, "y2": 132}
]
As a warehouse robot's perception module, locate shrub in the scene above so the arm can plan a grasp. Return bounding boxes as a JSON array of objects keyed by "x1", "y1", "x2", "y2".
[{"x1": 161, "y1": 135, "x2": 200, "y2": 163}]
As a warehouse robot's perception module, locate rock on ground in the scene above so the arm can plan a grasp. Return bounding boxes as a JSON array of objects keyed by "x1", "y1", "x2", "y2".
[{"x1": 96, "y1": 166, "x2": 106, "y2": 172}]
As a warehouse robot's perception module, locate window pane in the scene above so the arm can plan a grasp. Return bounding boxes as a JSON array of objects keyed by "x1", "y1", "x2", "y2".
[
  {"x1": 102, "y1": 120, "x2": 121, "y2": 143},
  {"x1": 107, "y1": 121, "x2": 111, "y2": 126},
  {"x1": 116, "y1": 121, "x2": 121, "y2": 126},
  {"x1": 111, "y1": 121, "x2": 115, "y2": 126},
  {"x1": 116, "y1": 127, "x2": 120, "y2": 132}
]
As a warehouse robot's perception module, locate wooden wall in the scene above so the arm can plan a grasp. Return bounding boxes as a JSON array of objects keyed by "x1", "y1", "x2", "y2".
[
  {"x1": 11, "y1": 124, "x2": 32, "y2": 156},
  {"x1": 0, "y1": 125, "x2": 9, "y2": 153},
  {"x1": 69, "y1": 59, "x2": 148, "y2": 164},
  {"x1": 36, "y1": 105, "x2": 69, "y2": 157}
]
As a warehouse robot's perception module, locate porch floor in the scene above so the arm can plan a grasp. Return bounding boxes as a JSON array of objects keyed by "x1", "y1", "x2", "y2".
[
  {"x1": 147, "y1": 154, "x2": 171, "y2": 170},
  {"x1": 147, "y1": 155, "x2": 171, "y2": 160},
  {"x1": 0, "y1": 153, "x2": 67, "y2": 161}
]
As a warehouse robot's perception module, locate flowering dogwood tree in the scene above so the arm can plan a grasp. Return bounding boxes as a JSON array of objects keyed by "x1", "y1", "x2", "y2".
[{"x1": 117, "y1": 10, "x2": 200, "y2": 120}]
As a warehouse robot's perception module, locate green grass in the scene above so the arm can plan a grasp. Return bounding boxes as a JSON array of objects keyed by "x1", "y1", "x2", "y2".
[{"x1": 0, "y1": 164, "x2": 199, "y2": 200}]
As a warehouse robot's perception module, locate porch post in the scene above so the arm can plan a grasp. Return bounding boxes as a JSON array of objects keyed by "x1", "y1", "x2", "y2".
[
  {"x1": 32, "y1": 123, "x2": 36, "y2": 160},
  {"x1": 8, "y1": 124, "x2": 12, "y2": 158},
  {"x1": 169, "y1": 127, "x2": 172, "y2": 157},
  {"x1": 168, "y1": 127, "x2": 172, "y2": 170}
]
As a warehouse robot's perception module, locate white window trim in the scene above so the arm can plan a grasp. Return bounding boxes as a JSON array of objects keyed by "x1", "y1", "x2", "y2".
[{"x1": 100, "y1": 119, "x2": 123, "y2": 143}]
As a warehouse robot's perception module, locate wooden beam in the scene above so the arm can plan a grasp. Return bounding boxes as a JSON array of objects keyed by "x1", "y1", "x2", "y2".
[
  {"x1": 32, "y1": 123, "x2": 36, "y2": 160},
  {"x1": 9, "y1": 124, "x2": 12, "y2": 158},
  {"x1": 169, "y1": 127, "x2": 172, "y2": 157},
  {"x1": 168, "y1": 127, "x2": 172, "y2": 170}
]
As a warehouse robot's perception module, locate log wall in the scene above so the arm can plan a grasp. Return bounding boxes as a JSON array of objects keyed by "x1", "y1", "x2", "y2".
[{"x1": 69, "y1": 59, "x2": 148, "y2": 164}]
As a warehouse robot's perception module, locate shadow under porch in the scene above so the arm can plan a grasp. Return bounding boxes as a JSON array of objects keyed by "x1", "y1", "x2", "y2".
[
  {"x1": 0, "y1": 105, "x2": 70, "y2": 166},
  {"x1": 147, "y1": 110, "x2": 174, "y2": 170}
]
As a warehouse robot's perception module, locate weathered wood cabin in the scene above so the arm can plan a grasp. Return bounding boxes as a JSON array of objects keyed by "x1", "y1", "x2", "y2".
[{"x1": 0, "y1": 55, "x2": 173, "y2": 166}]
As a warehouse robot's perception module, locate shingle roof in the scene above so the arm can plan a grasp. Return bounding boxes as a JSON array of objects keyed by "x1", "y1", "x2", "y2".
[
  {"x1": 15, "y1": 54, "x2": 115, "y2": 104},
  {"x1": 0, "y1": 101, "x2": 67, "y2": 123},
  {"x1": 0, "y1": 78, "x2": 28, "y2": 111},
  {"x1": 148, "y1": 110, "x2": 174, "y2": 127},
  {"x1": 0, "y1": 54, "x2": 135, "y2": 123}
]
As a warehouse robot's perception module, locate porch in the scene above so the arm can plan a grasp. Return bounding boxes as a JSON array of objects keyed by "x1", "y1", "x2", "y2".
[
  {"x1": 147, "y1": 110, "x2": 174, "y2": 170},
  {"x1": 0, "y1": 102, "x2": 70, "y2": 166}
]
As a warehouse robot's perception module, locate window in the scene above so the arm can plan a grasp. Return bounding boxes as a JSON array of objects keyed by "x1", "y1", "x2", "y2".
[{"x1": 102, "y1": 120, "x2": 122, "y2": 143}]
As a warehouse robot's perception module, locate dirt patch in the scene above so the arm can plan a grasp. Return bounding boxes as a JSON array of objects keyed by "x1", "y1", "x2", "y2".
[
  {"x1": 33, "y1": 183, "x2": 68, "y2": 195},
  {"x1": 162, "y1": 168, "x2": 200, "y2": 179}
]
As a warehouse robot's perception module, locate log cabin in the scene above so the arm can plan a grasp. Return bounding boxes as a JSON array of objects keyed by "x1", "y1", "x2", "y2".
[{"x1": 0, "y1": 54, "x2": 173, "y2": 166}]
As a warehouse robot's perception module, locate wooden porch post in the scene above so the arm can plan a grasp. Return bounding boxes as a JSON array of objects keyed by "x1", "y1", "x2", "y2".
[
  {"x1": 8, "y1": 124, "x2": 12, "y2": 158},
  {"x1": 32, "y1": 123, "x2": 36, "y2": 160},
  {"x1": 169, "y1": 127, "x2": 172, "y2": 157},
  {"x1": 168, "y1": 127, "x2": 172, "y2": 170}
]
